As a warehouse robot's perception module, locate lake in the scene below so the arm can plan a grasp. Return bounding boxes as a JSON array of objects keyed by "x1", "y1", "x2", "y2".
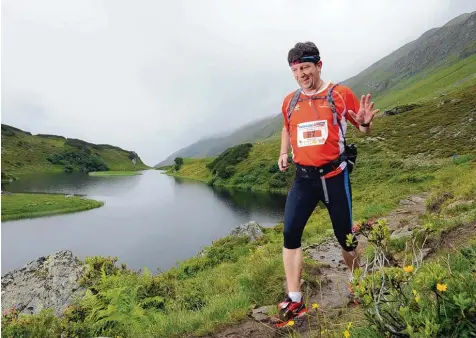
[{"x1": 1, "y1": 170, "x2": 287, "y2": 275}]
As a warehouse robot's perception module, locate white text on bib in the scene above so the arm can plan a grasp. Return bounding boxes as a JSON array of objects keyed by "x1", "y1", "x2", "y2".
[{"x1": 297, "y1": 120, "x2": 328, "y2": 147}]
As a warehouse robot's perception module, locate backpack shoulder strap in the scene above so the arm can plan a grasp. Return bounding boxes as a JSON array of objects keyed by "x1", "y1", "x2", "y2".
[
  {"x1": 286, "y1": 89, "x2": 302, "y2": 121},
  {"x1": 327, "y1": 83, "x2": 340, "y2": 126},
  {"x1": 327, "y1": 83, "x2": 347, "y2": 147}
]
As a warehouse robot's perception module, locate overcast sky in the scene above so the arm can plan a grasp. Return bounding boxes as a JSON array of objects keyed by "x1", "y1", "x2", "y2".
[{"x1": 2, "y1": 0, "x2": 475, "y2": 165}]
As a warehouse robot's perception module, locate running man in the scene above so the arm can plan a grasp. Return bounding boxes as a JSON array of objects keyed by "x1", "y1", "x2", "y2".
[{"x1": 277, "y1": 41, "x2": 378, "y2": 321}]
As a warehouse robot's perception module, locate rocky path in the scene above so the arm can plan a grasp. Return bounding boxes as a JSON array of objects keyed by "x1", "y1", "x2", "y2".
[{"x1": 199, "y1": 193, "x2": 430, "y2": 338}]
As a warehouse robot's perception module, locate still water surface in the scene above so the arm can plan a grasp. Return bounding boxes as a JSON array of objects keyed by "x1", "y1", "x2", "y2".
[{"x1": 1, "y1": 170, "x2": 287, "y2": 275}]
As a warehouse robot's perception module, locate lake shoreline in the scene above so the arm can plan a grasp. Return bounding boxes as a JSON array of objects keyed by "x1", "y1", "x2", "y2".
[
  {"x1": 163, "y1": 170, "x2": 289, "y2": 195},
  {"x1": 88, "y1": 171, "x2": 144, "y2": 176}
]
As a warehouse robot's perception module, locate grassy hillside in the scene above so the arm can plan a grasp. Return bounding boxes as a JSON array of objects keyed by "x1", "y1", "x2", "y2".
[
  {"x1": 167, "y1": 85, "x2": 476, "y2": 196},
  {"x1": 155, "y1": 114, "x2": 282, "y2": 167},
  {"x1": 4, "y1": 86, "x2": 475, "y2": 338},
  {"x1": 343, "y1": 11, "x2": 476, "y2": 97},
  {"x1": 373, "y1": 53, "x2": 476, "y2": 109},
  {"x1": 1, "y1": 125, "x2": 149, "y2": 179}
]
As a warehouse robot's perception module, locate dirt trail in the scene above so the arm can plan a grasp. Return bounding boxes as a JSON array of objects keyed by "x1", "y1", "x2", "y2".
[{"x1": 198, "y1": 193, "x2": 430, "y2": 338}]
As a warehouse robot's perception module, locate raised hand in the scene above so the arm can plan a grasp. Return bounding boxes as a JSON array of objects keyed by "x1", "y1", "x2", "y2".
[{"x1": 348, "y1": 94, "x2": 379, "y2": 125}]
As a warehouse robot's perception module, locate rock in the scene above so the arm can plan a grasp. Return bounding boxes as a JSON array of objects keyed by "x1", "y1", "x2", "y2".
[
  {"x1": 384, "y1": 104, "x2": 422, "y2": 116},
  {"x1": 446, "y1": 200, "x2": 474, "y2": 210},
  {"x1": 229, "y1": 221, "x2": 264, "y2": 241},
  {"x1": 251, "y1": 306, "x2": 272, "y2": 322},
  {"x1": 363, "y1": 136, "x2": 385, "y2": 142},
  {"x1": 450, "y1": 99, "x2": 461, "y2": 104},
  {"x1": 1, "y1": 250, "x2": 86, "y2": 316},
  {"x1": 420, "y1": 248, "x2": 432, "y2": 260},
  {"x1": 391, "y1": 226, "x2": 412, "y2": 240},
  {"x1": 399, "y1": 199, "x2": 417, "y2": 206}
]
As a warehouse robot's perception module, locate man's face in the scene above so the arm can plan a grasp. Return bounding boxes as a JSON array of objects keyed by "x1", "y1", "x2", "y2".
[{"x1": 290, "y1": 61, "x2": 322, "y2": 91}]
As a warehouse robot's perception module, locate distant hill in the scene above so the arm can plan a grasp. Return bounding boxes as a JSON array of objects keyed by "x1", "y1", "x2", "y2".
[
  {"x1": 155, "y1": 114, "x2": 282, "y2": 167},
  {"x1": 1, "y1": 124, "x2": 149, "y2": 179},
  {"x1": 156, "y1": 11, "x2": 476, "y2": 166},
  {"x1": 342, "y1": 11, "x2": 476, "y2": 99},
  {"x1": 165, "y1": 85, "x2": 476, "y2": 192}
]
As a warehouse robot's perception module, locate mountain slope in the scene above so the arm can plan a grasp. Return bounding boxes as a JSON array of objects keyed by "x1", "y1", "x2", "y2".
[
  {"x1": 343, "y1": 11, "x2": 476, "y2": 97},
  {"x1": 155, "y1": 11, "x2": 476, "y2": 165},
  {"x1": 167, "y1": 85, "x2": 476, "y2": 193},
  {"x1": 155, "y1": 114, "x2": 282, "y2": 167},
  {"x1": 1, "y1": 124, "x2": 149, "y2": 179}
]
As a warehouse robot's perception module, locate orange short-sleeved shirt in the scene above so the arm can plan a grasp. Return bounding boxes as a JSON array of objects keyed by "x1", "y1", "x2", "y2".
[{"x1": 281, "y1": 82, "x2": 361, "y2": 178}]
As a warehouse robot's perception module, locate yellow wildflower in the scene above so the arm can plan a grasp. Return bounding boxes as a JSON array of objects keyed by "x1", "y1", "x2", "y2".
[
  {"x1": 436, "y1": 283, "x2": 448, "y2": 292},
  {"x1": 403, "y1": 265, "x2": 414, "y2": 273},
  {"x1": 287, "y1": 320, "x2": 295, "y2": 326},
  {"x1": 344, "y1": 330, "x2": 351, "y2": 338},
  {"x1": 312, "y1": 303, "x2": 319, "y2": 309}
]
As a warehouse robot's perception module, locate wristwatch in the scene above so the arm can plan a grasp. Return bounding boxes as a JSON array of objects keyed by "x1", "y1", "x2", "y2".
[{"x1": 360, "y1": 122, "x2": 371, "y2": 127}]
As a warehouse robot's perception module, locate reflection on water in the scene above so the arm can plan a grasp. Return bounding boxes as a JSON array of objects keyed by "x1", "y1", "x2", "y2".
[
  {"x1": 1, "y1": 170, "x2": 287, "y2": 275},
  {"x1": 2, "y1": 172, "x2": 142, "y2": 197}
]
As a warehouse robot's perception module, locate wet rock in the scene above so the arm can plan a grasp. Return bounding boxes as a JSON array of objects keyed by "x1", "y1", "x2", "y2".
[
  {"x1": 1, "y1": 250, "x2": 86, "y2": 316},
  {"x1": 229, "y1": 221, "x2": 264, "y2": 241}
]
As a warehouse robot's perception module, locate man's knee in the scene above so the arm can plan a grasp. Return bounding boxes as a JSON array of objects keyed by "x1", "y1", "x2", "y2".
[{"x1": 283, "y1": 229, "x2": 302, "y2": 249}]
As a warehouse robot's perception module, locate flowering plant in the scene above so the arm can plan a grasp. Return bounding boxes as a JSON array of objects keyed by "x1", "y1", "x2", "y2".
[{"x1": 349, "y1": 219, "x2": 476, "y2": 337}]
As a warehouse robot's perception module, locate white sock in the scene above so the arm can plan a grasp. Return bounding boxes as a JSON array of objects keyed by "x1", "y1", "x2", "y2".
[{"x1": 288, "y1": 292, "x2": 302, "y2": 302}]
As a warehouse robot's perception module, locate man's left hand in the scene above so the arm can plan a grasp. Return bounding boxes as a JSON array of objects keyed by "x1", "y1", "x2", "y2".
[{"x1": 348, "y1": 94, "x2": 379, "y2": 125}]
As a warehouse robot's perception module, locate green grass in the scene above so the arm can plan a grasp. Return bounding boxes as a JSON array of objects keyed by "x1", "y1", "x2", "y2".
[
  {"x1": 3, "y1": 156, "x2": 475, "y2": 337},
  {"x1": 374, "y1": 54, "x2": 476, "y2": 110},
  {"x1": 3, "y1": 80, "x2": 476, "y2": 337},
  {"x1": 166, "y1": 85, "x2": 476, "y2": 197},
  {"x1": 128, "y1": 85, "x2": 475, "y2": 336},
  {"x1": 1, "y1": 193, "x2": 104, "y2": 221},
  {"x1": 164, "y1": 157, "x2": 214, "y2": 183},
  {"x1": 88, "y1": 171, "x2": 144, "y2": 176},
  {"x1": 1, "y1": 125, "x2": 150, "y2": 178}
]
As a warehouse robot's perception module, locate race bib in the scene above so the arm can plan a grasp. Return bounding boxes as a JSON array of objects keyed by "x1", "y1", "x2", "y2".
[{"x1": 297, "y1": 120, "x2": 328, "y2": 147}]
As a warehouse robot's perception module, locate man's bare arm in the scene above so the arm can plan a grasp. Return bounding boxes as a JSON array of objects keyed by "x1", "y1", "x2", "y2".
[{"x1": 280, "y1": 127, "x2": 290, "y2": 154}]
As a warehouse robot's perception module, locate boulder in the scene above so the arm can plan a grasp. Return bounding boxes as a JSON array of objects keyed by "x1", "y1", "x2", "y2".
[
  {"x1": 229, "y1": 221, "x2": 264, "y2": 241},
  {"x1": 1, "y1": 250, "x2": 86, "y2": 316},
  {"x1": 384, "y1": 104, "x2": 422, "y2": 116}
]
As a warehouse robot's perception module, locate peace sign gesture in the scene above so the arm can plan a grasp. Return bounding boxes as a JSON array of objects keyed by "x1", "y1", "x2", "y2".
[{"x1": 348, "y1": 94, "x2": 379, "y2": 126}]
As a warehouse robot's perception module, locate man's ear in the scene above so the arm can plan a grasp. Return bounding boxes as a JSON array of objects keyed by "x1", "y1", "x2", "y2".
[{"x1": 317, "y1": 60, "x2": 323, "y2": 70}]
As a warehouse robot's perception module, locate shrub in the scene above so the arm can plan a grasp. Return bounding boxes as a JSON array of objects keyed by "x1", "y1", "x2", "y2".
[
  {"x1": 350, "y1": 220, "x2": 476, "y2": 338},
  {"x1": 172, "y1": 157, "x2": 184, "y2": 171},
  {"x1": 175, "y1": 236, "x2": 253, "y2": 280},
  {"x1": 46, "y1": 150, "x2": 109, "y2": 173},
  {"x1": 1, "y1": 308, "x2": 63, "y2": 338},
  {"x1": 268, "y1": 163, "x2": 279, "y2": 173},
  {"x1": 206, "y1": 143, "x2": 252, "y2": 179}
]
